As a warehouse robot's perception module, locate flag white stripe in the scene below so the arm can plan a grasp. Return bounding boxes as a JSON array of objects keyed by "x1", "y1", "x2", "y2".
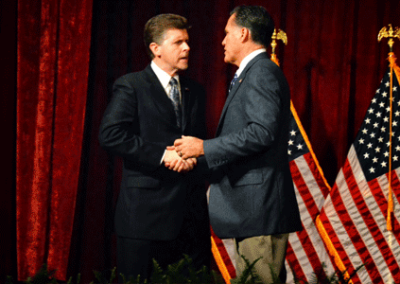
[
  {"x1": 347, "y1": 145, "x2": 400, "y2": 281},
  {"x1": 377, "y1": 170, "x2": 400, "y2": 232},
  {"x1": 285, "y1": 156, "x2": 335, "y2": 282},
  {"x1": 286, "y1": 231, "x2": 309, "y2": 281},
  {"x1": 296, "y1": 157, "x2": 336, "y2": 276},
  {"x1": 221, "y1": 238, "x2": 236, "y2": 271},
  {"x1": 325, "y1": 146, "x2": 400, "y2": 283},
  {"x1": 322, "y1": 178, "x2": 370, "y2": 283},
  {"x1": 295, "y1": 155, "x2": 327, "y2": 209},
  {"x1": 336, "y1": 165, "x2": 385, "y2": 283}
]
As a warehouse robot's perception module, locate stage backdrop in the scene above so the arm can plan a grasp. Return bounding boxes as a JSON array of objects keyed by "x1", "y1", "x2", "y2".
[{"x1": 2, "y1": 0, "x2": 400, "y2": 282}]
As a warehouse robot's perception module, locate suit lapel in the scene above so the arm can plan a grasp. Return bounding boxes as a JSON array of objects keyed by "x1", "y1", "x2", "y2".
[
  {"x1": 216, "y1": 53, "x2": 268, "y2": 136},
  {"x1": 143, "y1": 65, "x2": 179, "y2": 129},
  {"x1": 180, "y1": 78, "x2": 191, "y2": 132}
]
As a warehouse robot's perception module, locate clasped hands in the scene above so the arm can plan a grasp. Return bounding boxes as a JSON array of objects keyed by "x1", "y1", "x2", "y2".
[{"x1": 162, "y1": 136, "x2": 204, "y2": 173}]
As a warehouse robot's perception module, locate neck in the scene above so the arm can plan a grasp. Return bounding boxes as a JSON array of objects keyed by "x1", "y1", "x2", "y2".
[
  {"x1": 152, "y1": 58, "x2": 178, "y2": 77},
  {"x1": 235, "y1": 44, "x2": 264, "y2": 67}
]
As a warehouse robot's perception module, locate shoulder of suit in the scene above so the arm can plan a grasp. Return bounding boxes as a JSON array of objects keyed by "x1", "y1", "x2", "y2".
[
  {"x1": 114, "y1": 68, "x2": 150, "y2": 85},
  {"x1": 248, "y1": 56, "x2": 284, "y2": 77},
  {"x1": 251, "y1": 55, "x2": 277, "y2": 68}
]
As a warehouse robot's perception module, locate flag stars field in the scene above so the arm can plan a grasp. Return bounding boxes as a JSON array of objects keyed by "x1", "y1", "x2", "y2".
[{"x1": 354, "y1": 69, "x2": 400, "y2": 181}]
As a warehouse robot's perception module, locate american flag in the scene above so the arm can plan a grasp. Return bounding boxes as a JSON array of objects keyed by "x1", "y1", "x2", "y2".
[
  {"x1": 285, "y1": 103, "x2": 336, "y2": 283},
  {"x1": 317, "y1": 62, "x2": 400, "y2": 284}
]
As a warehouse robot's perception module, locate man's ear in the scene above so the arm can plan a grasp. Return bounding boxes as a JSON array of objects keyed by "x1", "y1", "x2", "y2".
[
  {"x1": 241, "y1": 27, "x2": 250, "y2": 43},
  {"x1": 149, "y1": 42, "x2": 160, "y2": 58}
]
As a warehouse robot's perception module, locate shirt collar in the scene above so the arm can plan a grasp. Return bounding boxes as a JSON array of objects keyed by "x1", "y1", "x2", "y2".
[
  {"x1": 151, "y1": 61, "x2": 179, "y2": 89},
  {"x1": 236, "y1": 48, "x2": 267, "y2": 77}
]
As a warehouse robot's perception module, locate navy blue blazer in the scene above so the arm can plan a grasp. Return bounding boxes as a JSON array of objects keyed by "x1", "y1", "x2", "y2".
[
  {"x1": 99, "y1": 65, "x2": 207, "y2": 241},
  {"x1": 203, "y1": 53, "x2": 302, "y2": 238}
]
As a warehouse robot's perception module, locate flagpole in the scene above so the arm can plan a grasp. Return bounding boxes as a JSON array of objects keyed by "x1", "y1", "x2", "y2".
[
  {"x1": 378, "y1": 24, "x2": 400, "y2": 284},
  {"x1": 378, "y1": 24, "x2": 400, "y2": 232}
]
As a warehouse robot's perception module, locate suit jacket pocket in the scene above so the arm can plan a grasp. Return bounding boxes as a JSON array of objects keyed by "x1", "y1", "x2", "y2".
[
  {"x1": 229, "y1": 169, "x2": 263, "y2": 187},
  {"x1": 126, "y1": 175, "x2": 161, "y2": 188}
]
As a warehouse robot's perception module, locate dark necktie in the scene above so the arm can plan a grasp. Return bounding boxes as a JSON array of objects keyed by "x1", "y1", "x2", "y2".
[
  {"x1": 229, "y1": 73, "x2": 238, "y2": 92},
  {"x1": 169, "y1": 77, "x2": 182, "y2": 128}
]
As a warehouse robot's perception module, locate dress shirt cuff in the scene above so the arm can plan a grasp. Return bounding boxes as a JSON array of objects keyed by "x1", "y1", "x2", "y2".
[{"x1": 160, "y1": 150, "x2": 166, "y2": 165}]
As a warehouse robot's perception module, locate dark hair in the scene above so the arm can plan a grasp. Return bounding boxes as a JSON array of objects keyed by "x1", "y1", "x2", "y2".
[
  {"x1": 231, "y1": 6, "x2": 275, "y2": 47},
  {"x1": 144, "y1": 14, "x2": 190, "y2": 59}
]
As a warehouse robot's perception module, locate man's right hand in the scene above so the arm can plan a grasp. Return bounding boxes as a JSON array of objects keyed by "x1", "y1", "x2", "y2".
[{"x1": 163, "y1": 149, "x2": 195, "y2": 173}]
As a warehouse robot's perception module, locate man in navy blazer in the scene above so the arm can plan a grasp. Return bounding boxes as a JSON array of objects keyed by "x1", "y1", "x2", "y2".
[
  {"x1": 98, "y1": 14, "x2": 210, "y2": 281},
  {"x1": 174, "y1": 6, "x2": 302, "y2": 283}
]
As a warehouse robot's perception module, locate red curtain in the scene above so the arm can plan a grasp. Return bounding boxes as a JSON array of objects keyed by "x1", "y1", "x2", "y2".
[
  {"x1": 16, "y1": 0, "x2": 92, "y2": 281},
  {"x1": 280, "y1": 0, "x2": 400, "y2": 183},
  {"x1": 7, "y1": 0, "x2": 400, "y2": 282}
]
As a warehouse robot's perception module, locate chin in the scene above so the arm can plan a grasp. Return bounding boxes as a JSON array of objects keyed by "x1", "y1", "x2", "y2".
[{"x1": 178, "y1": 64, "x2": 189, "y2": 71}]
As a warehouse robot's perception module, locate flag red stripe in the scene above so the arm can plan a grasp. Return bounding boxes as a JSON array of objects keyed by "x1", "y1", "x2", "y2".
[
  {"x1": 369, "y1": 176, "x2": 400, "y2": 244},
  {"x1": 318, "y1": 205, "x2": 362, "y2": 283},
  {"x1": 387, "y1": 172, "x2": 400, "y2": 239},
  {"x1": 304, "y1": 153, "x2": 330, "y2": 198},
  {"x1": 210, "y1": 228, "x2": 236, "y2": 279},
  {"x1": 295, "y1": 225, "x2": 327, "y2": 279},
  {"x1": 392, "y1": 170, "x2": 400, "y2": 206},
  {"x1": 289, "y1": 161, "x2": 328, "y2": 277},
  {"x1": 388, "y1": 171, "x2": 400, "y2": 237},
  {"x1": 332, "y1": 159, "x2": 383, "y2": 283},
  {"x1": 285, "y1": 241, "x2": 307, "y2": 282},
  {"x1": 290, "y1": 160, "x2": 320, "y2": 219},
  {"x1": 343, "y1": 157, "x2": 400, "y2": 280},
  {"x1": 367, "y1": 174, "x2": 400, "y2": 281}
]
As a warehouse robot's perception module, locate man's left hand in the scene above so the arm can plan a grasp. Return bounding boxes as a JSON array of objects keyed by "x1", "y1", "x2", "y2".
[{"x1": 174, "y1": 136, "x2": 204, "y2": 159}]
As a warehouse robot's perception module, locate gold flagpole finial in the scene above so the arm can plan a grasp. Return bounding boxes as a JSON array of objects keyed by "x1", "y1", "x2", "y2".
[
  {"x1": 378, "y1": 24, "x2": 400, "y2": 52},
  {"x1": 270, "y1": 29, "x2": 287, "y2": 66},
  {"x1": 271, "y1": 29, "x2": 288, "y2": 55}
]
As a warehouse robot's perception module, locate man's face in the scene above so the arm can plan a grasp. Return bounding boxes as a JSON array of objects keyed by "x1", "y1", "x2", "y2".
[
  {"x1": 154, "y1": 28, "x2": 190, "y2": 75},
  {"x1": 222, "y1": 14, "x2": 242, "y2": 66}
]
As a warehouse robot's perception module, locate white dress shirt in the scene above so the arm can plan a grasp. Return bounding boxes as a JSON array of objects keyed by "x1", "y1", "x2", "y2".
[
  {"x1": 151, "y1": 61, "x2": 182, "y2": 163},
  {"x1": 151, "y1": 61, "x2": 182, "y2": 103}
]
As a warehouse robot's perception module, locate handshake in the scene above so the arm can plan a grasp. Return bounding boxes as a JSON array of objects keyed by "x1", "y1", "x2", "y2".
[{"x1": 162, "y1": 135, "x2": 204, "y2": 173}]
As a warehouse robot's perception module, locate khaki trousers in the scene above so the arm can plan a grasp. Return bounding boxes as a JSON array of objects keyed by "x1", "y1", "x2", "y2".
[{"x1": 233, "y1": 234, "x2": 289, "y2": 284}]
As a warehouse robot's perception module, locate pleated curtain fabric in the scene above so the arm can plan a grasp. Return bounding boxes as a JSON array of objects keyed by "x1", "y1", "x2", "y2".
[{"x1": 16, "y1": 0, "x2": 93, "y2": 280}]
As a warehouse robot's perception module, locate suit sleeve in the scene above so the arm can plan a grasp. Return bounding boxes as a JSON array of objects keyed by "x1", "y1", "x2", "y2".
[
  {"x1": 203, "y1": 68, "x2": 282, "y2": 169},
  {"x1": 98, "y1": 75, "x2": 165, "y2": 171}
]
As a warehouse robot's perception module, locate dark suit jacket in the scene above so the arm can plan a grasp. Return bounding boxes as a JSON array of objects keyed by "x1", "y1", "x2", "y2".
[
  {"x1": 203, "y1": 52, "x2": 302, "y2": 239},
  {"x1": 98, "y1": 65, "x2": 207, "y2": 241}
]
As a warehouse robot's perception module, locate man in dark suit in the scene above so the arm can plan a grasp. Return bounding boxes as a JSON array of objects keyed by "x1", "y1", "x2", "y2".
[
  {"x1": 174, "y1": 6, "x2": 302, "y2": 283},
  {"x1": 98, "y1": 14, "x2": 210, "y2": 282}
]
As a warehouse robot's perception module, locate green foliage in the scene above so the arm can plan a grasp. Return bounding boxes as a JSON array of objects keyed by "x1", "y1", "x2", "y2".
[
  {"x1": 5, "y1": 256, "x2": 370, "y2": 284},
  {"x1": 25, "y1": 264, "x2": 58, "y2": 284},
  {"x1": 230, "y1": 256, "x2": 262, "y2": 284},
  {"x1": 11, "y1": 255, "x2": 223, "y2": 284},
  {"x1": 230, "y1": 256, "x2": 366, "y2": 284},
  {"x1": 282, "y1": 261, "x2": 366, "y2": 284}
]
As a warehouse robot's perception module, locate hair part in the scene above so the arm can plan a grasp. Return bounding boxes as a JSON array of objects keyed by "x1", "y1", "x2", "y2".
[
  {"x1": 231, "y1": 6, "x2": 275, "y2": 48},
  {"x1": 144, "y1": 14, "x2": 190, "y2": 59}
]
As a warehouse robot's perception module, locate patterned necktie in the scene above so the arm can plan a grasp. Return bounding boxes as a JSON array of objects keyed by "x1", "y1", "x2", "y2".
[
  {"x1": 229, "y1": 73, "x2": 238, "y2": 92},
  {"x1": 169, "y1": 77, "x2": 182, "y2": 128}
]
